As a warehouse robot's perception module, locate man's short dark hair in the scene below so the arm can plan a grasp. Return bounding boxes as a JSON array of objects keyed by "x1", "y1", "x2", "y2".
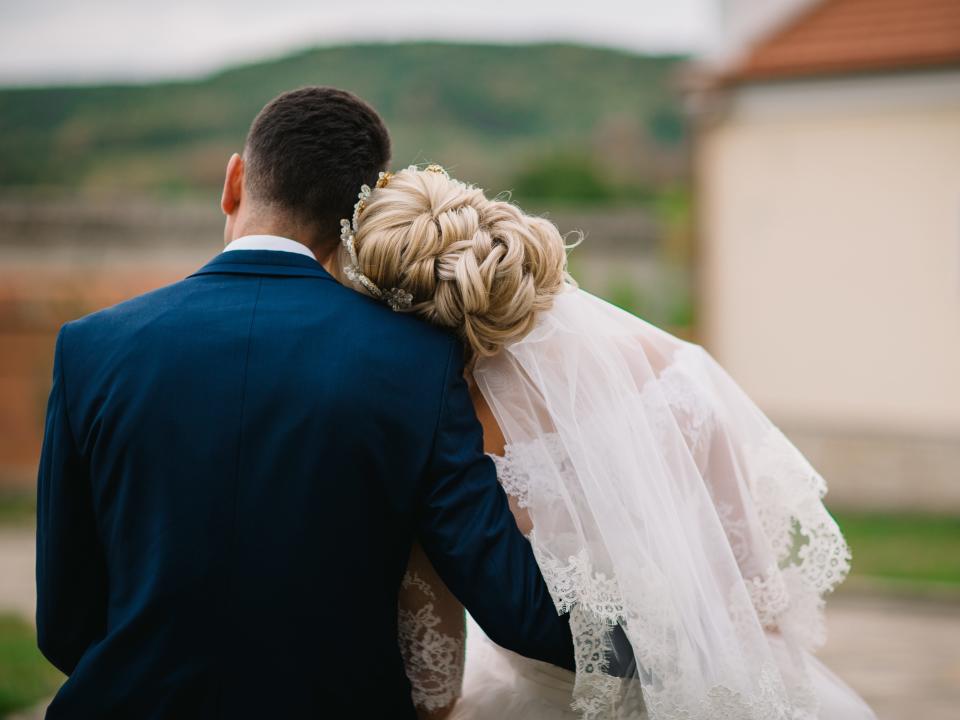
[{"x1": 243, "y1": 86, "x2": 391, "y2": 247}]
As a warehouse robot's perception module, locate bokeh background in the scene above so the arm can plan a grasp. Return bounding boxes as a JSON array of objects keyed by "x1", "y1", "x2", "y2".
[{"x1": 1, "y1": 0, "x2": 958, "y2": 717}]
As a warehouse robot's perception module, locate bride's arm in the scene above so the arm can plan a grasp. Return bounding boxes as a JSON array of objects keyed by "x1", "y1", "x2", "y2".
[
  {"x1": 469, "y1": 378, "x2": 532, "y2": 535},
  {"x1": 398, "y1": 542, "x2": 466, "y2": 720},
  {"x1": 398, "y1": 379, "x2": 539, "y2": 718}
]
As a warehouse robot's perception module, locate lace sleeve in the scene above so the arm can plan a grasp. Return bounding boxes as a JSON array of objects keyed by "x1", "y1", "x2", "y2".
[{"x1": 398, "y1": 542, "x2": 466, "y2": 719}]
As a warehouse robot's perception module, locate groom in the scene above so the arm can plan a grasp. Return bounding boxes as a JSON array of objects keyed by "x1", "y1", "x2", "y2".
[{"x1": 36, "y1": 86, "x2": 574, "y2": 718}]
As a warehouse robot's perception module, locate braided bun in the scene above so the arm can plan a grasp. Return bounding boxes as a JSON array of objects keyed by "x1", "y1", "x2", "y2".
[{"x1": 341, "y1": 166, "x2": 576, "y2": 358}]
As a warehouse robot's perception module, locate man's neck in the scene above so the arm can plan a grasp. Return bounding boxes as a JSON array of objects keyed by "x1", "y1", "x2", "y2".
[
  {"x1": 227, "y1": 213, "x2": 336, "y2": 265},
  {"x1": 224, "y1": 235, "x2": 317, "y2": 260}
]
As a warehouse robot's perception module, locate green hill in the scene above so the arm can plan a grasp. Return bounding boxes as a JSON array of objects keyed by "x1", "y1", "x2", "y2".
[{"x1": 0, "y1": 42, "x2": 687, "y2": 204}]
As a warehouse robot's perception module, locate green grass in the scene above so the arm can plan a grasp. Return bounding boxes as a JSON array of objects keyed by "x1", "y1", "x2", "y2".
[
  {"x1": 0, "y1": 615, "x2": 62, "y2": 717},
  {"x1": 0, "y1": 492, "x2": 36, "y2": 527},
  {"x1": 1, "y1": 492, "x2": 958, "y2": 585},
  {"x1": 833, "y1": 511, "x2": 960, "y2": 585}
]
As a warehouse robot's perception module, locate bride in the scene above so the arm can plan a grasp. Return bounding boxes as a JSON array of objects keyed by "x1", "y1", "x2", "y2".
[{"x1": 334, "y1": 164, "x2": 878, "y2": 720}]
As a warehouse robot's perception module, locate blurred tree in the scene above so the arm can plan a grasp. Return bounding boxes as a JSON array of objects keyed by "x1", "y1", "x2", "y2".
[
  {"x1": 510, "y1": 153, "x2": 615, "y2": 204},
  {"x1": 509, "y1": 152, "x2": 660, "y2": 207},
  {"x1": 0, "y1": 43, "x2": 687, "y2": 199}
]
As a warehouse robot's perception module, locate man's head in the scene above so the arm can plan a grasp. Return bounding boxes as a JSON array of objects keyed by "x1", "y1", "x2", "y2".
[{"x1": 221, "y1": 86, "x2": 391, "y2": 261}]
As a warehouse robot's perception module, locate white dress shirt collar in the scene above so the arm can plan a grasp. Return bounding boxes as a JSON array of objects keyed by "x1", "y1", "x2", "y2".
[{"x1": 223, "y1": 234, "x2": 316, "y2": 260}]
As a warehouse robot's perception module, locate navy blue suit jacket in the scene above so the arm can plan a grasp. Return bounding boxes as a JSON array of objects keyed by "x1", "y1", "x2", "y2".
[{"x1": 36, "y1": 249, "x2": 573, "y2": 719}]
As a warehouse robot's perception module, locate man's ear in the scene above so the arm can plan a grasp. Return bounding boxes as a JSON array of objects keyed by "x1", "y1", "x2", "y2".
[{"x1": 220, "y1": 153, "x2": 244, "y2": 215}]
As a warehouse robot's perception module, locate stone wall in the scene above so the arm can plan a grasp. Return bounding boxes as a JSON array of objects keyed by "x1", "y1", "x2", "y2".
[
  {"x1": 0, "y1": 197, "x2": 667, "y2": 489},
  {"x1": 784, "y1": 423, "x2": 960, "y2": 513}
]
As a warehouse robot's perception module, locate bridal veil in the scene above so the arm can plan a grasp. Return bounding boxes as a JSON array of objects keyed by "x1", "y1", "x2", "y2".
[{"x1": 472, "y1": 287, "x2": 861, "y2": 720}]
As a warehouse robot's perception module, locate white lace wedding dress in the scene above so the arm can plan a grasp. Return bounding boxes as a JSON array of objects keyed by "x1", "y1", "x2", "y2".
[{"x1": 398, "y1": 288, "x2": 878, "y2": 720}]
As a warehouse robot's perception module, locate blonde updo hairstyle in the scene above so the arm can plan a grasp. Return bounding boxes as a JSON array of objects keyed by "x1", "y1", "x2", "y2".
[{"x1": 341, "y1": 166, "x2": 578, "y2": 359}]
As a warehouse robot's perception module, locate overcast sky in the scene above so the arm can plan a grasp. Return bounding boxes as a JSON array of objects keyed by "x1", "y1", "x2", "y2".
[{"x1": 0, "y1": 0, "x2": 721, "y2": 85}]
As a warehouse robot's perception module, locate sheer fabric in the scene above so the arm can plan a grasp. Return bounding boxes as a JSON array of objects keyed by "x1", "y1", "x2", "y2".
[
  {"x1": 398, "y1": 542, "x2": 467, "y2": 717},
  {"x1": 469, "y1": 287, "x2": 858, "y2": 720}
]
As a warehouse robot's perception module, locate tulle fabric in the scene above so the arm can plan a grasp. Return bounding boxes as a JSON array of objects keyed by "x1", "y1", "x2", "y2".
[
  {"x1": 470, "y1": 287, "x2": 875, "y2": 720},
  {"x1": 453, "y1": 617, "x2": 877, "y2": 720}
]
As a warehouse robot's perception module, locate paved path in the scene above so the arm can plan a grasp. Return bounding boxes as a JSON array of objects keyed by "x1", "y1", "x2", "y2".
[
  {"x1": 820, "y1": 592, "x2": 960, "y2": 719},
  {"x1": 3, "y1": 526, "x2": 959, "y2": 719},
  {"x1": 0, "y1": 527, "x2": 35, "y2": 620}
]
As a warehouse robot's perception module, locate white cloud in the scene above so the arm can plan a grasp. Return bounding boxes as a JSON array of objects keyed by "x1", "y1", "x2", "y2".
[{"x1": 0, "y1": 0, "x2": 718, "y2": 85}]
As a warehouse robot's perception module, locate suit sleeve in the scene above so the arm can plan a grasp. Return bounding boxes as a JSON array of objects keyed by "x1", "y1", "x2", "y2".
[
  {"x1": 416, "y1": 340, "x2": 574, "y2": 671},
  {"x1": 36, "y1": 325, "x2": 107, "y2": 674}
]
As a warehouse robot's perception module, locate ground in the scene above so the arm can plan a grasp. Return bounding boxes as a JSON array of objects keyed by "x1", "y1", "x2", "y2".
[
  {"x1": 819, "y1": 593, "x2": 960, "y2": 719},
  {"x1": 2, "y1": 526, "x2": 959, "y2": 719}
]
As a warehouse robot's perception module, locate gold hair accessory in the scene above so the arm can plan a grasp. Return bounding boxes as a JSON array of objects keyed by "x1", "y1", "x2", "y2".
[
  {"x1": 339, "y1": 164, "x2": 453, "y2": 311},
  {"x1": 339, "y1": 169, "x2": 410, "y2": 310}
]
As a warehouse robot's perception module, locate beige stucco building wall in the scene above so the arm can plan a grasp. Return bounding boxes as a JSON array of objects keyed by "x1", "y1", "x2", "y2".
[{"x1": 696, "y1": 69, "x2": 960, "y2": 509}]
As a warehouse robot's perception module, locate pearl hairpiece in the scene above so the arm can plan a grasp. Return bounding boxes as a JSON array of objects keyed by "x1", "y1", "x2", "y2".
[{"x1": 339, "y1": 163, "x2": 449, "y2": 311}]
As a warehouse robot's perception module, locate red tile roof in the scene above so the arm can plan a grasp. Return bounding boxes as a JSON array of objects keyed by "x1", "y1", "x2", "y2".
[{"x1": 728, "y1": 0, "x2": 960, "y2": 82}]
